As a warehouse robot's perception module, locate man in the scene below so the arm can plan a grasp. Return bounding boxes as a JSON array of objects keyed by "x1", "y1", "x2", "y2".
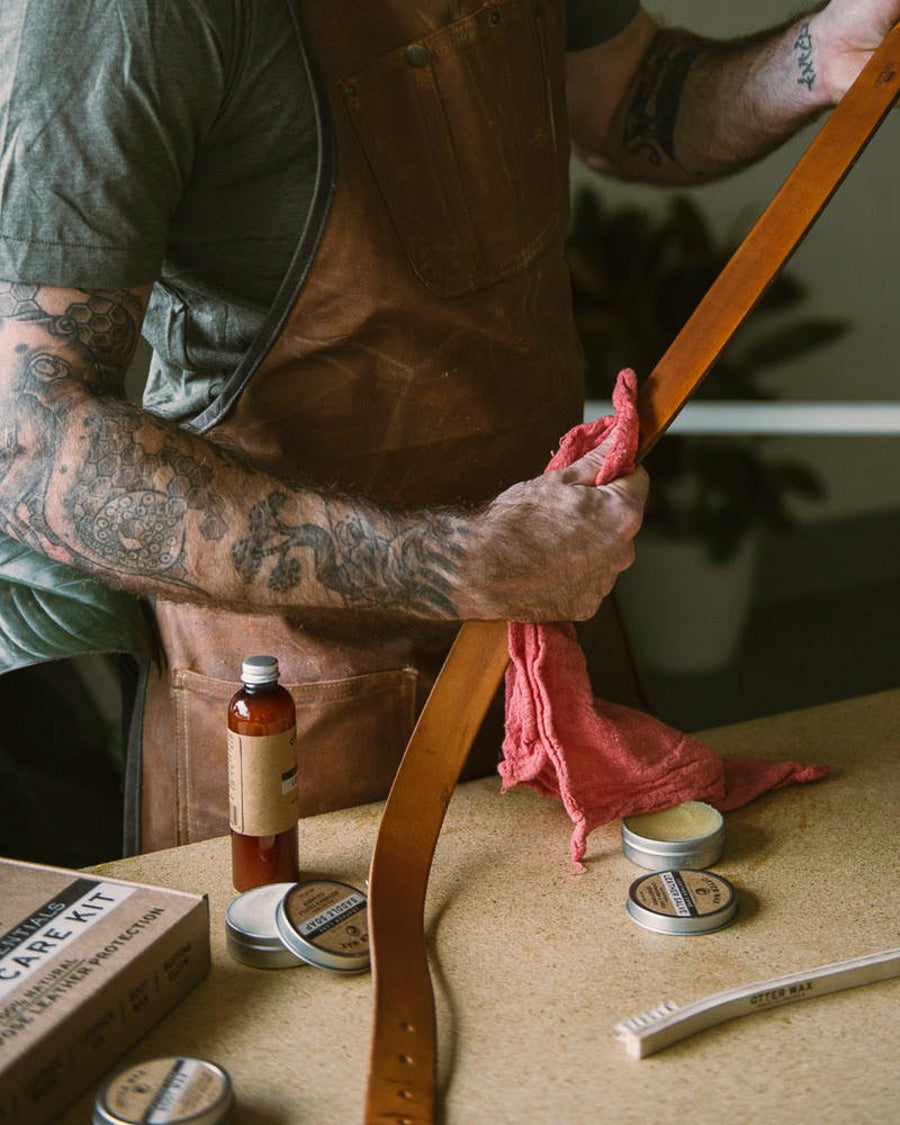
[{"x1": 0, "y1": 0, "x2": 894, "y2": 854}]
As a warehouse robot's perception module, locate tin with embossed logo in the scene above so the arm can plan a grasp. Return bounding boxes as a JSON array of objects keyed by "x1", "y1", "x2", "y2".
[
  {"x1": 626, "y1": 869, "x2": 739, "y2": 936},
  {"x1": 275, "y1": 878, "x2": 370, "y2": 973},
  {"x1": 93, "y1": 1056, "x2": 233, "y2": 1125}
]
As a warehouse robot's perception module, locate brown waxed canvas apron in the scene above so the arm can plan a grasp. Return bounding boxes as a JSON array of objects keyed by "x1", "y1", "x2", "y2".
[{"x1": 134, "y1": 0, "x2": 588, "y2": 852}]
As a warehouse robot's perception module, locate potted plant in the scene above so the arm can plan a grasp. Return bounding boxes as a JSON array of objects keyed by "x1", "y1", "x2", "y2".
[{"x1": 567, "y1": 188, "x2": 849, "y2": 673}]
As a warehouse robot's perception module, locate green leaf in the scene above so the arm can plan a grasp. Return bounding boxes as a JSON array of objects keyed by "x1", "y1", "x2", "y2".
[
  {"x1": 0, "y1": 535, "x2": 157, "y2": 674},
  {"x1": 739, "y1": 318, "x2": 851, "y2": 369},
  {"x1": 568, "y1": 188, "x2": 606, "y2": 252},
  {"x1": 769, "y1": 460, "x2": 827, "y2": 500},
  {"x1": 667, "y1": 195, "x2": 715, "y2": 256},
  {"x1": 755, "y1": 272, "x2": 807, "y2": 312}
]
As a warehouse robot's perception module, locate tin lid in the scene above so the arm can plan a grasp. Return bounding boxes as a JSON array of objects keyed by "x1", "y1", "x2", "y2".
[
  {"x1": 626, "y1": 869, "x2": 739, "y2": 936},
  {"x1": 622, "y1": 801, "x2": 725, "y2": 870},
  {"x1": 275, "y1": 878, "x2": 370, "y2": 973},
  {"x1": 225, "y1": 883, "x2": 306, "y2": 969},
  {"x1": 93, "y1": 1056, "x2": 233, "y2": 1125}
]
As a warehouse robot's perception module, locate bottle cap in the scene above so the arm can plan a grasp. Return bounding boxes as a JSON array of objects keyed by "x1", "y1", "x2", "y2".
[
  {"x1": 626, "y1": 869, "x2": 739, "y2": 936},
  {"x1": 275, "y1": 879, "x2": 370, "y2": 973},
  {"x1": 240, "y1": 654, "x2": 279, "y2": 685},
  {"x1": 93, "y1": 1056, "x2": 233, "y2": 1125},
  {"x1": 225, "y1": 883, "x2": 306, "y2": 969},
  {"x1": 622, "y1": 801, "x2": 725, "y2": 871}
]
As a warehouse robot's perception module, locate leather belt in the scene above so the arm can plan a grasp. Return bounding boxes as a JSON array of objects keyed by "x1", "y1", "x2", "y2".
[{"x1": 364, "y1": 26, "x2": 900, "y2": 1124}]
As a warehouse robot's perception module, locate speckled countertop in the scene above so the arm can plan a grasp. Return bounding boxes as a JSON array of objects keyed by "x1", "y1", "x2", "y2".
[{"x1": 63, "y1": 689, "x2": 900, "y2": 1124}]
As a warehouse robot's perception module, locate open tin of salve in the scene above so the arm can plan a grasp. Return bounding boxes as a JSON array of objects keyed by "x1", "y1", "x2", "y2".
[
  {"x1": 622, "y1": 800, "x2": 724, "y2": 871},
  {"x1": 225, "y1": 882, "x2": 306, "y2": 969},
  {"x1": 226, "y1": 878, "x2": 369, "y2": 973}
]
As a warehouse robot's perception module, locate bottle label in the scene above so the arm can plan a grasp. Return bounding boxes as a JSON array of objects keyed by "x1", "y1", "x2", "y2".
[{"x1": 227, "y1": 727, "x2": 299, "y2": 835}]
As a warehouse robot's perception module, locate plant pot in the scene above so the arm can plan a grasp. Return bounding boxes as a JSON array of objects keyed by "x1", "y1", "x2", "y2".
[{"x1": 614, "y1": 530, "x2": 760, "y2": 675}]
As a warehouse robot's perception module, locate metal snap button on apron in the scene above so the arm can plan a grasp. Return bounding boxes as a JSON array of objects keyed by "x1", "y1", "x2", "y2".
[{"x1": 405, "y1": 43, "x2": 431, "y2": 67}]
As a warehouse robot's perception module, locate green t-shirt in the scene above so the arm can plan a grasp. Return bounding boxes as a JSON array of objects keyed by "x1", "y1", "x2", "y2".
[{"x1": 0, "y1": 0, "x2": 639, "y2": 422}]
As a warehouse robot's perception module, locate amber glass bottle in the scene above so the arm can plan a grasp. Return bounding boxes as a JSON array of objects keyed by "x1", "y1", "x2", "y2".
[{"x1": 227, "y1": 655, "x2": 300, "y2": 892}]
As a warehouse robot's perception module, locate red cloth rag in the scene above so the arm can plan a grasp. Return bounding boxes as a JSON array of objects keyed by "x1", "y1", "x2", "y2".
[{"x1": 499, "y1": 369, "x2": 828, "y2": 868}]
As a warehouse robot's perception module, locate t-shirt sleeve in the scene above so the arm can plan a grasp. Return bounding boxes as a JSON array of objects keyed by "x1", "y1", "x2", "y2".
[
  {"x1": 0, "y1": 0, "x2": 228, "y2": 290},
  {"x1": 566, "y1": 0, "x2": 642, "y2": 52}
]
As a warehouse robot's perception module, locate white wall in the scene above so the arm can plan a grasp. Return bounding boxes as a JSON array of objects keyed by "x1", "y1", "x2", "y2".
[{"x1": 572, "y1": 0, "x2": 900, "y2": 522}]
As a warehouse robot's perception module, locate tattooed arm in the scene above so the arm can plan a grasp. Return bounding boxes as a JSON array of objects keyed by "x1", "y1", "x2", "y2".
[
  {"x1": 0, "y1": 281, "x2": 647, "y2": 624},
  {"x1": 0, "y1": 280, "x2": 467, "y2": 619},
  {"x1": 567, "y1": 0, "x2": 900, "y2": 185}
]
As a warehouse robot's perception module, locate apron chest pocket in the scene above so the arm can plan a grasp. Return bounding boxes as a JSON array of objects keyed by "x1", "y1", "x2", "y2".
[{"x1": 341, "y1": 0, "x2": 565, "y2": 298}]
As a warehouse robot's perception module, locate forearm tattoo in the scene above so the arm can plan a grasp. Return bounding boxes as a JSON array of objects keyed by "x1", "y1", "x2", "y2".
[
  {"x1": 233, "y1": 491, "x2": 463, "y2": 617},
  {"x1": 73, "y1": 419, "x2": 227, "y2": 582},
  {"x1": 794, "y1": 22, "x2": 816, "y2": 91},
  {"x1": 622, "y1": 32, "x2": 705, "y2": 169},
  {"x1": 1, "y1": 281, "x2": 465, "y2": 616}
]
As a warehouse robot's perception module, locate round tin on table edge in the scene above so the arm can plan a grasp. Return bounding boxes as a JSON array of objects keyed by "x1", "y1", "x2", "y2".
[
  {"x1": 626, "y1": 869, "x2": 739, "y2": 936},
  {"x1": 93, "y1": 1056, "x2": 234, "y2": 1125},
  {"x1": 275, "y1": 878, "x2": 370, "y2": 973}
]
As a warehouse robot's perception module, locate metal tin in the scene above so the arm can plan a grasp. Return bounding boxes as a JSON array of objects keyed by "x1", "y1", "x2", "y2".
[
  {"x1": 275, "y1": 878, "x2": 370, "y2": 973},
  {"x1": 93, "y1": 1056, "x2": 233, "y2": 1125},
  {"x1": 622, "y1": 801, "x2": 725, "y2": 871},
  {"x1": 225, "y1": 882, "x2": 305, "y2": 969},
  {"x1": 626, "y1": 869, "x2": 739, "y2": 936}
]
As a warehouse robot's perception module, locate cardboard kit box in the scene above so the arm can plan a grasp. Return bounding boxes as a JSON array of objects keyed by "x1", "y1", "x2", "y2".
[{"x1": 0, "y1": 857, "x2": 209, "y2": 1124}]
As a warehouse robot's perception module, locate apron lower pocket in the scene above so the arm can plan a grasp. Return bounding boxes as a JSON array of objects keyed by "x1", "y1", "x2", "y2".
[{"x1": 171, "y1": 665, "x2": 419, "y2": 843}]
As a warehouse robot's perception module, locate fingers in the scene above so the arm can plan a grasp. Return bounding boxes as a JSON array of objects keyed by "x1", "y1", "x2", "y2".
[
  {"x1": 605, "y1": 465, "x2": 650, "y2": 510},
  {"x1": 455, "y1": 463, "x2": 650, "y2": 623}
]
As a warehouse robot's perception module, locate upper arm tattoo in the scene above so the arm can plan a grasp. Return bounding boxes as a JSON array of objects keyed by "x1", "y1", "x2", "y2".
[
  {"x1": 0, "y1": 282, "x2": 228, "y2": 590},
  {"x1": 0, "y1": 282, "x2": 143, "y2": 394},
  {"x1": 621, "y1": 31, "x2": 705, "y2": 170}
]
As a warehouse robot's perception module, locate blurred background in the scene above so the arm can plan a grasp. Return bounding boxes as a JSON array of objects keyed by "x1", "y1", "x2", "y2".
[{"x1": 574, "y1": 0, "x2": 900, "y2": 731}]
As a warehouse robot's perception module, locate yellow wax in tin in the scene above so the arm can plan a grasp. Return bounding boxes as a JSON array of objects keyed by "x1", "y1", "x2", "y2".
[{"x1": 624, "y1": 801, "x2": 722, "y2": 842}]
